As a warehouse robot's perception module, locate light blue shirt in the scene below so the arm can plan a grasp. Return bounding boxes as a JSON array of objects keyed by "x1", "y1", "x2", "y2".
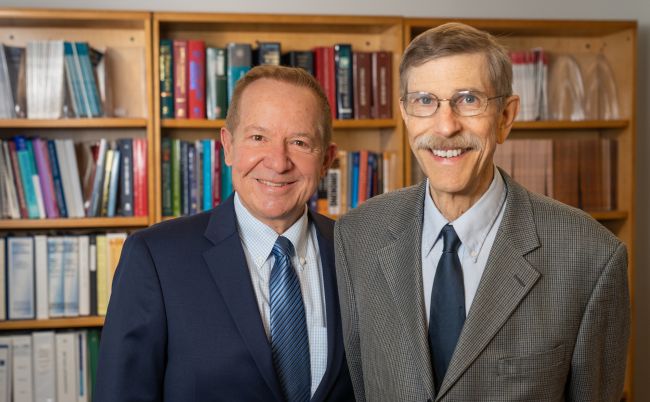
[
  {"x1": 422, "y1": 166, "x2": 507, "y2": 321},
  {"x1": 234, "y1": 193, "x2": 327, "y2": 396}
]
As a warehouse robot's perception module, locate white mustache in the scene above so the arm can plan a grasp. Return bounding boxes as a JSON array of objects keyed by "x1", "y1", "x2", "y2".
[{"x1": 414, "y1": 134, "x2": 482, "y2": 151}]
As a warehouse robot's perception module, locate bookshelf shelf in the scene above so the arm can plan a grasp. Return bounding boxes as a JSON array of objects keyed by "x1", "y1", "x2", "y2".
[
  {"x1": 590, "y1": 210, "x2": 629, "y2": 221},
  {"x1": 513, "y1": 119, "x2": 629, "y2": 130},
  {"x1": 160, "y1": 118, "x2": 398, "y2": 130},
  {"x1": 0, "y1": 316, "x2": 104, "y2": 330},
  {"x1": 0, "y1": 216, "x2": 149, "y2": 230},
  {"x1": 0, "y1": 118, "x2": 149, "y2": 129}
]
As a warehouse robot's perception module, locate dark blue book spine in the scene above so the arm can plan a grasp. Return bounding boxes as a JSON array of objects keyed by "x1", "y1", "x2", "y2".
[
  {"x1": 180, "y1": 141, "x2": 189, "y2": 216},
  {"x1": 334, "y1": 44, "x2": 353, "y2": 119},
  {"x1": 46, "y1": 140, "x2": 68, "y2": 218},
  {"x1": 117, "y1": 139, "x2": 134, "y2": 217}
]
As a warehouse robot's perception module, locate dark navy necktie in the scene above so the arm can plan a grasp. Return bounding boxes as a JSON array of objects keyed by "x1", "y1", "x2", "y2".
[
  {"x1": 429, "y1": 224, "x2": 465, "y2": 393},
  {"x1": 269, "y1": 236, "x2": 311, "y2": 402}
]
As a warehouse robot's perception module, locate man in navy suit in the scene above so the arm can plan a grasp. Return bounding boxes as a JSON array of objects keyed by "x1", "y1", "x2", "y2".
[{"x1": 95, "y1": 65, "x2": 354, "y2": 402}]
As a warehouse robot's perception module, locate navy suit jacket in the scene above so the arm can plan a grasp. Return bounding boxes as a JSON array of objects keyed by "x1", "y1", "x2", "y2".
[{"x1": 95, "y1": 195, "x2": 354, "y2": 401}]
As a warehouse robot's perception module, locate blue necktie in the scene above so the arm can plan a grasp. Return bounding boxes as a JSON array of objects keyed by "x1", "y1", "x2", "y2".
[
  {"x1": 429, "y1": 224, "x2": 465, "y2": 392},
  {"x1": 270, "y1": 236, "x2": 311, "y2": 402}
]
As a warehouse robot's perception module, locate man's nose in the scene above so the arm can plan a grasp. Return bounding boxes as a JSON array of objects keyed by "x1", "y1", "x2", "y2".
[
  {"x1": 433, "y1": 101, "x2": 463, "y2": 137},
  {"x1": 263, "y1": 141, "x2": 293, "y2": 172}
]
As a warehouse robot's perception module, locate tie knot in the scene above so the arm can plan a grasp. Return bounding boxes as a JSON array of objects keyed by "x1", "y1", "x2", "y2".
[
  {"x1": 272, "y1": 236, "x2": 295, "y2": 259},
  {"x1": 441, "y1": 224, "x2": 461, "y2": 253}
]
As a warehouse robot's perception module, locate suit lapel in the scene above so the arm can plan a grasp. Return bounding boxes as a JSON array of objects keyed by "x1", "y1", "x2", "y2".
[
  {"x1": 378, "y1": 183, "x2": 436, "y2": 398},
  {"x1": 310, "y1": 211, "x2": 345, "y2": 402},
  {"x1": 436, "y1": 173, "x2": 542, "y2": 400},
  {"x1": 202, "y1": 196, "x2": 284, "y2": 402}
]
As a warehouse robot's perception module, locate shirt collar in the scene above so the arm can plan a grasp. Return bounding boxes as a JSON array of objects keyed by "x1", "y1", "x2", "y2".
[
  {"x1": 234, "y1": 192, "x2": 309, "y2": 269},
  {"x1": 422, "y1": 166, "x2": 507, "y2": 262}
]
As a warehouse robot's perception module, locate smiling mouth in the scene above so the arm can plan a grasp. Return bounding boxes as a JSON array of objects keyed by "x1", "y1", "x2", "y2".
[
  {"x1": 430, "y1": 148, "x2": 468, "y2": 158},
  {"x1": 257, "y1": 179, "x2": 295, "y2": 187}
]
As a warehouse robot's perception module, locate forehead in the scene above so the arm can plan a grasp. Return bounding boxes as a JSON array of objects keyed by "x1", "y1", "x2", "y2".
[{"x1": 406, "y1": 53, "x2": 491, "y2": 96}]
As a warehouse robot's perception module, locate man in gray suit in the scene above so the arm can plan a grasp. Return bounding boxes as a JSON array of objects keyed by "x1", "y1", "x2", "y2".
[{"x1": 334, "y1": 22, "x2": 630, "y2": 402}]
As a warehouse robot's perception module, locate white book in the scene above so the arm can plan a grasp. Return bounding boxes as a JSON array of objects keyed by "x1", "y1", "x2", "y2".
[
  {"x1": 0, "y1": 337, "x2": 12, "y2": 402},
  {"x1": 32, "y1": 331, "x2": 56, "y2": 402},
  {"x1": 63, "y1": 236, "x2": 80, "y2": 317},
  {"x1": 7, "y1": 237, "x2": 35, "y2": 320},
  {"x1": 78, "y1": 236, "x2": 90, "y2": 316},
  {"x1": 31, "y1": 175, "x2": 46, "y2": 219},
  {"x1": 48, "y1": 41, "x2": 65, "y2": 119},
  {"x1": 76, "y1": 331, "x2": 89, "y2": 402},
  {"x1": 47, "y1": 237, "x2": 65, "y2": 318},
  {"x1": 11, "y1": 335, "x2": 33, "y2": 402},
  {"x1": 33, "y1": 235, "x2": 49, "y2": 320},
  {"x1": 0, "y1": 239, "x2": 5, "y2": 321},
  {"x1": 63, "y1": 139, "x2": 85, "y2": 218},
  {"x1": 55, "y1": 333, "x2": 77, "y2": 402},
  {"x1": 54, "y1": 140, "x2": 79, "y2": 218}
]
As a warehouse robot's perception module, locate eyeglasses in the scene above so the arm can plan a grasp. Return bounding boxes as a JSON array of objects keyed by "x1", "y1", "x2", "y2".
[{"x1": 401, "y1": 90, "x2": 507, "y2": 117}]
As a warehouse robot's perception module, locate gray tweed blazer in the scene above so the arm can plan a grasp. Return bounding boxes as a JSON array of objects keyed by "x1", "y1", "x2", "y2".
[{"x1": 334, "y1": 171, "x2": 629, "y2": 402}]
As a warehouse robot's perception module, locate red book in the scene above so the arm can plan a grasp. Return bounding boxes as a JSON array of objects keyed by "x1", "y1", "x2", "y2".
[
  {"x1": 133, "y1": 138, "x2": 148, "y2": 217},
  {"x1": 173, "y1": 40, "x2": 188, "y2": 119},
  {"x1": 371, "y1": 51, "x2": 393, "y2": 119},
  {"x1": 188, "y1": 40, "x2": 206, "y2": 119},
  {"x1": 314, "y1": 47, "x2": 336, "y2": 120},
  {"x1": 353, "y1": 52, "x2": 371, "y2": 119}
]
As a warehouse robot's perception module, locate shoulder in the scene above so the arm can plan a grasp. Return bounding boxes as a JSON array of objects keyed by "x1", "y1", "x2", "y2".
[{"x1": 128, "y1": 209, "x2": 213, "y2": 249}]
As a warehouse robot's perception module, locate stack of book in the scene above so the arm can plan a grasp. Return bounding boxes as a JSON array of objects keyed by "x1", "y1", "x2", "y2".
[
  {"x1": 159, "y1": 40, "x2": 393, "y2": 121},
  {"x1": 494, "y1": 138, "x2": 617, "y2": 211},
  {"x1": 0, "y1": 233, "x2": 127, "y2": 322},
  {"x1": 0, "y1": 329, "x2": 100, "y2": 402},
  {"x1": 0, "y1": 136, "x2": 148, "y2": 220}
]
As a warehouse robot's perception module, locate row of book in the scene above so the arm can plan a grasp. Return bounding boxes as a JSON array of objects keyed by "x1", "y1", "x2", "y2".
[
  {"x1": 0, "y1": 233, "x2": 126, "y2": 321},
  {"x1": 312, "y1": 150, "x2": 398, "y2": 216},
  {"x1": 161, "y1": 137, "x2": 232, "y2": 217},
  {"x1": 160, "y1": 39, "x2": 393, "y2": 121},
  {"x1": 0, "y1": 136, "x2": 148, "y2": 220},
  {"x1": 0, "y1": 329, "x2": 100, "y2": 402},
  {"x1": 0, "y1": 41, "x2": 104, "y2": 120},
  {"x1": 495, "y1": 138, "x2": 617, "y2": 211},
  {"x1": 511, "y1": 49, "x2": 548, "y2": 121}
]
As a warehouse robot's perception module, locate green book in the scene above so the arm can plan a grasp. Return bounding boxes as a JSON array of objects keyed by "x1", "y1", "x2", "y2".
[
  {"x1": 206, "y1": 47, "x2": 227, "y2": 119},
  {"x1": 160, "y1": 39, "x2": 174, "y2": 119},
  {"x1": 171, "y1": 138, "x2": 181, "y2": 216}
]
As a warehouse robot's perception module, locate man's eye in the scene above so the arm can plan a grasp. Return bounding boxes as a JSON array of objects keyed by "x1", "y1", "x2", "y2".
[
  {"x1": 252, "y1": 135, "x2": 264, "y2": 141},
  {"x1": 458, "y1": 94, "x2": 478, "y2": 104},
  {"x1": 416, "y1": 95, "x2": 435, "y2": 105}
]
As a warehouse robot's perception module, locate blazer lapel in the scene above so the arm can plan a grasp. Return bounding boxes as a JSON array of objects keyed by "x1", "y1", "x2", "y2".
[
  {"x1": 436, "y1": 172, "x2": 542, "y2": 400},
  {"x1": 310, "y1": 211, "x2": 345, "y2": 402},
  {"x1": 202, "y1": 196, "x2": 284, "y2": 402},
  {"x1": 378, "y1": 183, "x2": 436, "y2": 398}
]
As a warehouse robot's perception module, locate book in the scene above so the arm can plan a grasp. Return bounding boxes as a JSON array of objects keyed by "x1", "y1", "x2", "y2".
[
  {"x1": 87, "y1": 138, "x2": 107, "y2": 217},
  {"x1": 226, "y1": 43, "x2": 252, "y2": 104},
  {"x1": 99, "y1": 148, "x2": 114, "y2": 217},
  {"x1": 7, "y1": 141, "x2": 28, "y2": 218},
  {"x1": 55, "y1": 332, "x2": 77, "y2": 402},
  {"x1": 88, "y1": 235, "x2": 98, "y2": 316},
  {"x1": 0, "y1": 44, "x2": 15, "y2": 118},
  {"x1": 0, "y1": 338, "x2": 11, "y2": 402},
  {"x1": 87, "y1": 330, "x2": 100, "y2": 402},
  {"x1": 188, "y1": 40, "x2": 206, "y2": 119},
  {"x1": 62, "y1": 236, "x2": 80, "y2": 317},
  {"x1": 282, "y1": 51, "x2": 314, "y2": 76},
  {"x1": 353, "y1": 52, "x2": 372, "y2": 119},
  {"x1": 78, "y1": 235, "x2": 90, "y2": 316},
  {"x1": 47, "y1": 237, "x2": 65, "y2": 318},
  {"x1": 96, "y1": 235, "x2": 108, "y2": 316},
  {"x1": 371, "y1": 51, "x2": 392, "y2": 119},
  {"x1": 255, "y1": 42, "x2": 281, "y2": 66},
  {"x1": 11, "y1": 335, "x2": 33, "y2": 402},
  {"x1": 173, "y1": 40, "x2": 188, "y2": 119},
  {"x1": 0, "y1": 240, "x2": 5, "y2": 320},
  {"x1": 159, "y1": 39, "x2": 175, "y2": 119},
  {"x1": 171, "y1": 138, "x2": 181, "y2": 216},
  {"x1": 46, "y1": 139, "x2": 68, "y2": 218},
  {"x1": 13, "y1": 136, "x2": 40, "y2": 218},
  {"x1": 75, "y1": 141, "x2": 96, "y2": 214},
  {"x1": 206, "y1": 47, "x2": 228, "y2": 119},
  {"x1": 202, "y1": 139, "x2": 213, "y2": 211},
  {"x1": 32, "y1": 331, "x2": 57, "y2": 402},
  {"x1": 33, "y1": 138, "x2": 59, "y2": 218},
  {"x1": 4, "y1": 45, "x2": 26, "y2": 118},
  {"x1": 552, "y1": 138, "x2": 580, "y2": 208},
  {"x1": 117, "y1": 138, "x2": 134, "y2": 216},
  {"x1": 7, "y1": 237, "x2": 35, "y2": 320},
  {"x1": 75, "y1": 42, "x2": 103, "y2": 117},
  {"x1": 34, "y1": 235, "x2": 49, "y2": 320},
  {"x1": 161, "y1": 137, "x2": 173, "y2": 216},
  {"x1": 314, "y1": 46, "x2": 336, "y2": 119},
  {"x1": 334, "y1": 44, "x2": 353, "y2": 119},
  {"x1": 106, "y1": 148, "x2": 121, "y2": 217},
  {"x1": 132, "y1": 138, "x2": 148, "y2": 217}
]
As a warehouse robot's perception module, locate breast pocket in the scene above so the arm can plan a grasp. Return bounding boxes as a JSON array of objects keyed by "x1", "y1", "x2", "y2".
[{"x1": 498, "y1": 344, "x2": 566, "y2": 378}]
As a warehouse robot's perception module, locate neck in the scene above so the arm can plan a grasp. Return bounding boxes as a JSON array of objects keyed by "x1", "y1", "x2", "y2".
[{"x1": 429, "y1": 168, "x2": 494, "y2": 222}]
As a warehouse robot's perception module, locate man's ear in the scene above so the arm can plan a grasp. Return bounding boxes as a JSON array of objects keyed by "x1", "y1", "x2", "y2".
[
  {"x1": 221, "y1": 127, "x2": 234, "y2": 166},
  {"x1": 496, "y1": 95, "x2": 520, "y2": 144},
  {"x1": 320, "y1": 143, "x2": 338, "y2": 177}
]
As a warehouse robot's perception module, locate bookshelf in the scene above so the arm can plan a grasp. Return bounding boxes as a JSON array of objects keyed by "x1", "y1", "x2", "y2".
[
  {"x1": 152, "y1": 12, "x2": 405, "y2": 221},
  {"x1": 404, "y1": 18, "x2": 637, "y2": 401}
]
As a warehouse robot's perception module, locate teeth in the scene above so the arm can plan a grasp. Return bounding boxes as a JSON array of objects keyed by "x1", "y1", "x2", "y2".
[
  {"x1": 432, "y1": 149, "x2": 463, "y2": 158},
  {"x1": 259, "y1": 179, "x2": 287, "y2": 187}
]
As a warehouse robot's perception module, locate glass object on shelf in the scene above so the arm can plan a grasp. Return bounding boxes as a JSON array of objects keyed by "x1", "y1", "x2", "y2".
[
  {"x1": 547, "y1": 54, "x2": 585, "y2": 121},
  {"x1": 583, "y1": 53, "x2": 620, "y2": 120}
]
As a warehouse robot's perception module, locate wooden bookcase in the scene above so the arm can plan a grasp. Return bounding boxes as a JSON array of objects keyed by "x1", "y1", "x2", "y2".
[
  {"x1": 404, "y1": 18, "x2": 637, "y2": 401},
  {"x1": 0, "y1": 9, "x2": 154, "y2": 329},
  {"x1": 152, "y1": 12, "x2": 405, "y2": 221}
]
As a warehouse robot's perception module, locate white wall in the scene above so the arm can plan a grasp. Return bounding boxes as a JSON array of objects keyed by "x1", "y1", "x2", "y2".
[{"x1": 3, "y1": 0, "x2": 649, "y2": 399}]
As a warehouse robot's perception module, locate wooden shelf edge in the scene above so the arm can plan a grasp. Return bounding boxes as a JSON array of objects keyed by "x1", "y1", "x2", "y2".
[
  {"x1": 0, "y1": 217, "x2": 149, "y2": 230},
  {"x1": 0, "y1": 316, "x2": 104, "y2": 330},
  {"x1": 161, "y1": 118, "x2": 397, "y2": 129},
  {"x1": 589, "y1": 210, "x2": 628, "y2": 221},
  {"x1": 513, "y1": 119, "x2": 629, "y2": 130},
  {"x1": 0, "y1": 118, "x2": 148, "y2": 129}
]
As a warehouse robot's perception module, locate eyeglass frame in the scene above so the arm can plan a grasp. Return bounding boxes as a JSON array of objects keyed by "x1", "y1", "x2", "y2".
[{"x1": 400, "y1": 90, "x2": 508, "y2": 117}]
